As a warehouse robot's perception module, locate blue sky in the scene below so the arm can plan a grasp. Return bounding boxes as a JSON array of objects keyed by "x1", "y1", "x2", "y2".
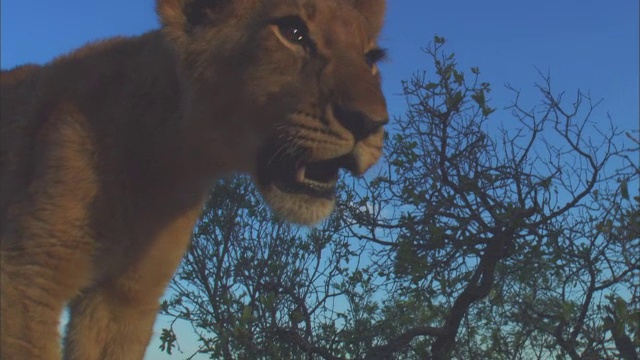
[
  {"x1": 2, "y1": 0, "x2": 638, "y2": 129},
  {"x1": 2, "y1": 1, "x2": 638, "y2": 359}
]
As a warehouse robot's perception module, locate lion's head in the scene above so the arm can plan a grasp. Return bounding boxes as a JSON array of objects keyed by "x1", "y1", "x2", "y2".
[{"x1": 157, "y1": 0, "x2": 388, "y2": 224}]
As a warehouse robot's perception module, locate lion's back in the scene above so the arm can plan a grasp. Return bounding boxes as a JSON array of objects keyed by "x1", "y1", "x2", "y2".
[{"x1": 0, "y1": 64, "x2": 44, "y2": 223}]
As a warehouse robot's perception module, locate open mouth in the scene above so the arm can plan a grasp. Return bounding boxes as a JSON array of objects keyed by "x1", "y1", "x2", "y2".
[{"x1": 257, "y1": 144, "x2": 353, "y2": 199}]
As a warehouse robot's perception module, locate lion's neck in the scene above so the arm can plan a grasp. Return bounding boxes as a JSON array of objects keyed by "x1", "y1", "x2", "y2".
[{"x1": 43, "y1": 31, "x2": 231, "y2": 205}]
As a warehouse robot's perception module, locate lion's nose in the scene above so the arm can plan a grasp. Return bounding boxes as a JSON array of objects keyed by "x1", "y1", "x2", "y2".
[{"x1": 334, "y1": 105, "x2": 389, "y2": 142}]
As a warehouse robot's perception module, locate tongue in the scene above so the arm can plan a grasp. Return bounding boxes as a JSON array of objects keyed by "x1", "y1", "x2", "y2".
[{"x1": 295, "y1": 166, "x2": 306, "y2": 182}]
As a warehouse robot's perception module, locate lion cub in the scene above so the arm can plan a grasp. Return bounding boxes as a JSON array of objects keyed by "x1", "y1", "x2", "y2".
[{"x1": 0, "y1": 0, "x2": 388, "y2": 359}]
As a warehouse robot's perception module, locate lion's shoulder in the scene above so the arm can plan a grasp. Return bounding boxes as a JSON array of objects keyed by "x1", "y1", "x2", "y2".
[{"x1": 1, "y1": 64, "x2": 41, "y2": 89}]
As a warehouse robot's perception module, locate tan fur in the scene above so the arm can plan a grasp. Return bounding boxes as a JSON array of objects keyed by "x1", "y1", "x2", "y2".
[{"x1": 0, "y1": 0, "x2": 388, "y2": 359}]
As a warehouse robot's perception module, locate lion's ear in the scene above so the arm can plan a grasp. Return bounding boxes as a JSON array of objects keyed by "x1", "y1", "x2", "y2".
[
  {"x1": 352, "y1": 0, "x2": 386, "y2": 38},
  {"x1": 156, "y1": 0, "x2": 233, "y2": 44}
]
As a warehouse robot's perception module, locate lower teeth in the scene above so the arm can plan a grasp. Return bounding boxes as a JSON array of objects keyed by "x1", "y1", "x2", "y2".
[{"x1": 302, "y1": 179, "x2": 334, "y2": 190}]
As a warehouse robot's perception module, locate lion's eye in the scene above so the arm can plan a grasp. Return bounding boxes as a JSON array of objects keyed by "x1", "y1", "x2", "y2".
[
  {"x1": 365, "y1": 48, "x2": 388, "y2": 67},
  {"x1": 273, "y1": 16, "x2": 311, "y2": 46}
]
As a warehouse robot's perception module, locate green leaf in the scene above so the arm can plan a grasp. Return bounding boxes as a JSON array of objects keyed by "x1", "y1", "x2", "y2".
[
  {"x1": 471, "y1": 91, "x2": 486, "y2": 108},
  {"x1": 240, "y1": 305, "x2": 254, "y2": 324},
  {"x1": 615, "y1": 297, "x2": 628, "y2": 319},
  {"x1": 425, "y1": 82, "x2": 439, "y2": 91},
  {"x1": 159, "y1": 328, "x2": 177, "y2": 355},
  {"x1": 620, "y1": 179, "x2": 630, "y2": 200},
  {"x1": 482, "y1": 106, "x2": 495, "y2": 117},
  {"x1": 561, "y1": 301, "x2": 575, "y2": 321},
  {"x1": 453, "y1": 71, "x2": 464, "y2": 85}
]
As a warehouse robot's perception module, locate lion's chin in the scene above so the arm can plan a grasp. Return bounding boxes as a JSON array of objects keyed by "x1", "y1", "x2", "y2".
[{"x1": 258, "y1": 184, "x2": 336, "y2": 225}]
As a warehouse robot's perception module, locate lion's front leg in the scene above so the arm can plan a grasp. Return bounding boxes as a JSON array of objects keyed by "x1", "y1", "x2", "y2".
[
  {"x1": 63, "y1": 206, "x2": 200, "y2": 360},
  {"x1": 0, "y1": 200, "x2": 95, "y2": 360},
  {"x1": 1, "y1": 105, "x2": 99, "y2": 360},
  {"x1": 1, "y1": 260, "x2": 68, "y2": 360},
  {"x1": 63, "y1": 285, "x2": 161, "y2": 360}
]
